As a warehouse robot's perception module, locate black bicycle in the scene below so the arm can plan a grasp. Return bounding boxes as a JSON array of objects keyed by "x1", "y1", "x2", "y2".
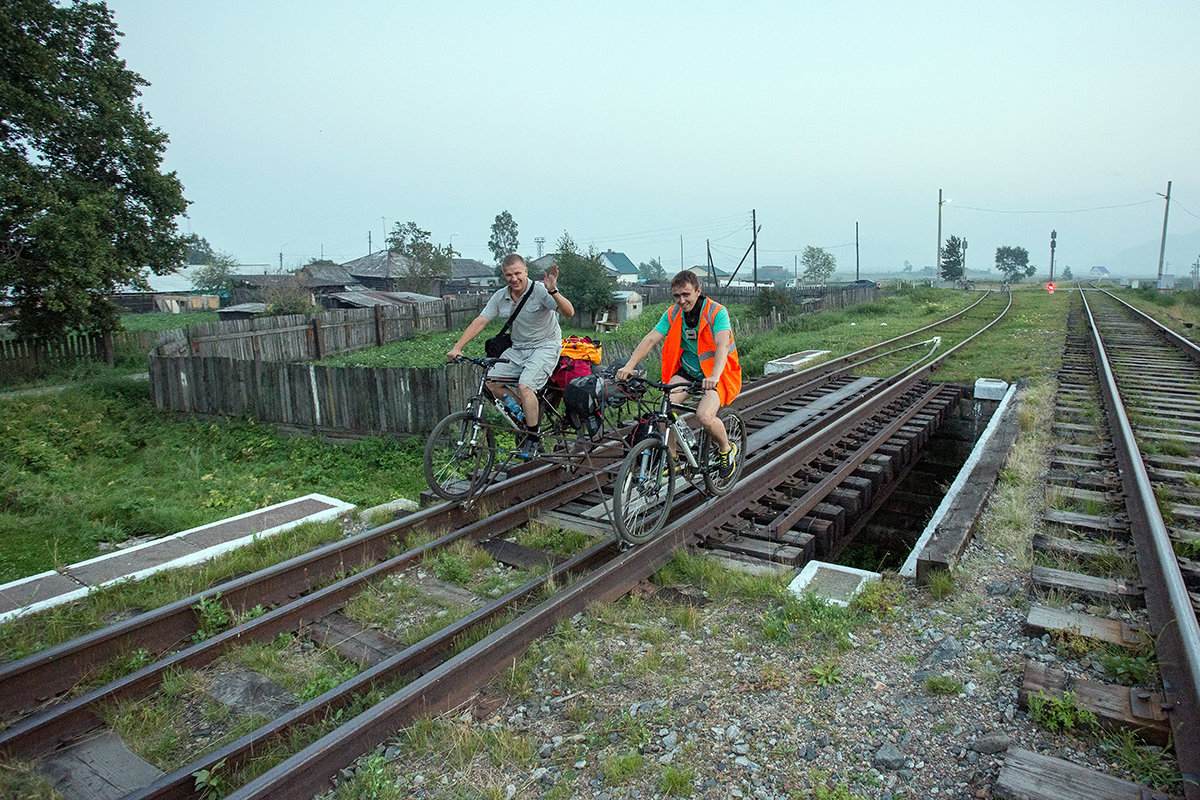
[
  {"x1": 609, "y1": 375, "x2": 747, "y2": 545},
  {"x1": 423, "y1": 355, "x2": 616, "y2": 501}
]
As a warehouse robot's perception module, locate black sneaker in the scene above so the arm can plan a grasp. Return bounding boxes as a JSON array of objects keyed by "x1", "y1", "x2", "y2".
[
  {"x1": 516, "y1": 432, "x2": 541, "y2": 460},
  {"x1": 717, "y1": 442, "x2": 738, "y2": 480}
]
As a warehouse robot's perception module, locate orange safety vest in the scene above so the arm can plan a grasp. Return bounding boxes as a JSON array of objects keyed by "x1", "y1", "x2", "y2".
[{"x1": 661, "y1": 298, "x2": 742, "y2": 405}]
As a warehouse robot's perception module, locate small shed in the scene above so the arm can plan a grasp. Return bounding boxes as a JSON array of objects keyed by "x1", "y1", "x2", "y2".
[
  {"x1": 612, "y1": 290, "x2": 643, "y2": 323},
  {"x1": 216, "y1": 302, "x2": 268, "y2": 321}
]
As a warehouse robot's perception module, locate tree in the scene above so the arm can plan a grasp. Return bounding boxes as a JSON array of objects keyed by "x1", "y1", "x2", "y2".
[
  {"x1": 1, "y1": 0, "x2": 188, "y2": 341},
  {"x1": 191, "y1": 251, "x2": 239, "y2": 297},
  {"x1": 1062, "y1": 266, "x2": 1073, "y2": 280},
  {"x1": 752, "y1": 287, "x2": 792, "y2": 319},
  {"x1": 638, "y1": 257, "x2": 666, "y2": 283},
  {"x1": 487, "y1": 210, "x2": 519, "y2": 265},
  {"x1": 184, "y1": 234, "x2": 216, "y2": 265},
  {"x1": 387, "y1": 220, "x2": 453, "y2": 291},
  {"x1": 995, "y1": 246, "x2": 1035, "y2": 284},
  {"x1": 554, "y1": 231, "x2": 614, "y2": 321},
  {"x1": 940, "y1": 236, "x2": 965, "y2": 283},
  {"x1": 801, "y1": 246, "x2": 836, "y2": 285}
]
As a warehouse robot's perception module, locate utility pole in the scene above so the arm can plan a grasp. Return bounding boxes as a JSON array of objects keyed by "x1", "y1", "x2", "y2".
[
  {"x1": 368, "y1": 231, "x2": 372, "y2": 255},
  {"x1": 794, "y1": 254, "x2": 798, "y2": 285},
  {"x1": 962, "y1": 239, "x2": 968, "y2": 274},
  {"x1": 751, "y1": 209, "x2": 758, "y2": 287},
  {"x1": 855, "y1": 221, "x2": 860, "y2": 281},
  {"x1": 278, "y1": 251, "x2": 283, "y2": 274},
  {"x1": 706, "y1": 240, "x2": 716, "y2": 291},
  {"x1": 1049, "y1": 230, "x2": 1057, "y2": 282},
  {"x1": 534, "y1": 237, "x2": 545, "y2": 258},
  {"x1": 680, "y1": 235, "x2": 684, "y2": 269},
  {"x1": 935, "y1": 189, "x2": 944, "y2": 287},
  {"x1": 1157, "y1": 180, "x2": 1172, "y2": 289}
]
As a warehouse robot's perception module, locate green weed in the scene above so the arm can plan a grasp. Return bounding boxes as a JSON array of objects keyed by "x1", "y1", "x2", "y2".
[
  {"x1": 1028, "y1": 690, "x2": 1097, "y2": 733},
  {"x1": 924, "y1": 675, "x2": 963, "y2": 695}
]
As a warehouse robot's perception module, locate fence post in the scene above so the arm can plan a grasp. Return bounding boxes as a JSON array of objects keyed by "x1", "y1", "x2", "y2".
[
  {"x1": 443, "y1": 300, "x2": 452, "y2": 331},
  {"x1": 311, "y1": 318, "x2": 323, "y2": 359},
  {"x1": 374, "y1": 305, "x2": 385, "y2": 346}
]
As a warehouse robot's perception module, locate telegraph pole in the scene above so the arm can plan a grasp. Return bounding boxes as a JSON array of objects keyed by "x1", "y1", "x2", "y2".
[
  {"x1": 751, "y1": 209, "x2": 758, "y2": 287},
  {"x1": 935, "y1": 189, "x2": 944, "y2": 287},
  {"x1": 855, "y1": 221, "x2": 860, "y2": 281},
  {"x1": 1157, "y1": 180, "x2": 1172, "y2": 289}
]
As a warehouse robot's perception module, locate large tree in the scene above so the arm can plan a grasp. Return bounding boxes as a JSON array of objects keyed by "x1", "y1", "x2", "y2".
[
  {"x1": 487, "y1": 210, "x2": 519, "y2": 265},
  {"x1": 801, "y1": 246, "x2": 836, "y2": 285},
  {"x1": 554, "y1": 231, "x2": 614, "y2": 320},
  {"x1": 940, "y1": 235, "x2": 965, "y2": 283},
  {"x1": 995, "y1": 246, "x2": 1035, "y2": 284},
  {"x1": 1, "y1": 0, "x2": 188, "y2": 340}
]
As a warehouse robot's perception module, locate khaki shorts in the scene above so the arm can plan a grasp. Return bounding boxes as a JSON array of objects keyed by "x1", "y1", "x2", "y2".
[{"x1": 488, "y1": 340, "x2": 562, "y2": 391}]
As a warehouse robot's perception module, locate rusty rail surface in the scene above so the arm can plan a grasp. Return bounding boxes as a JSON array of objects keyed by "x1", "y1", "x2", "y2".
[{"x1": 1083, "y1": 288, "x2": 1200, "y2": 796}]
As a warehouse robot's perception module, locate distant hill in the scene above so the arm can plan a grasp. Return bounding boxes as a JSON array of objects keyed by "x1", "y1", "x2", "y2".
[{"x1": 1099, "y1": 228, "x2": 1200, "y2": 279}]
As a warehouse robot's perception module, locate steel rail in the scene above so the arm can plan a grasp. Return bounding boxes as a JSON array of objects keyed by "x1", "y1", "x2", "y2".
[
  {"x1": 0, "y1": 290, "x2": 997, "y2": 716},
  {"x1": 1081, "y1": 289, "x2": 1200, "y2": 794},
  {"x1": 1093, "y1": 284, "x2": 1200, "y2": 367},
  {"x1": 224, "y1": 292, "x2": 1015, "y2": 799},
  {"x1": 0, "y1": 461, "x2": 621, "y2": 760},
  {"x1": 225, "y1": 372, "x2": 967, "y2": 799}
]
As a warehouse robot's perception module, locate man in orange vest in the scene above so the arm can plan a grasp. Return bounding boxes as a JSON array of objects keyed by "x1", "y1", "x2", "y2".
[{"x1": 616, "y1": 270, "x2": 742, "y2": 478}]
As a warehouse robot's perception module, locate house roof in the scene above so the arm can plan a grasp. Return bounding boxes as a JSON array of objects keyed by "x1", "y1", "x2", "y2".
[
  {"x1": 330, "y1": 290, "x2": 441, "y2": 308},
  {"x1": 114, "y1": 264, "x2": 211, "y2": 294},
  {"x1": 339, "y1": 250, "x2": 420, "y2": 280},
  {"x1": 301, "y1": 263, "x2": 358, "y2": 287},
  {"x1": 451, "y1": 258, "x2": 495, "y2": 279},
  {"x1": 601, "y1": 251, "x2": 639, "y2": 275},
  {"x1": 229, "y1": 273, "x2": 295, "y2": 288}
]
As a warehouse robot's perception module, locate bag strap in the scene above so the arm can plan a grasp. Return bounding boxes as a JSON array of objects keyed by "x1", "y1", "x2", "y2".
[{"x1": 498, "y1": 283, "x2": 535, "y2": 336}]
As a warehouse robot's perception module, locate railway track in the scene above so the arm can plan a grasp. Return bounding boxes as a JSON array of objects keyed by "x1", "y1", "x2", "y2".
[
  {"x1": 0, "y1": 291, "x2": 1014, "y2": 799},
  {"x1": 994, "y1": 287, "x2": 1200, "y2": 800}
]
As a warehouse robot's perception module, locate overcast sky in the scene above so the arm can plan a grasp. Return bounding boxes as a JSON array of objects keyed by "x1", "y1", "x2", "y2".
[{"x1": 104, "y1": 1, "x2": 1200, "y2": 279}]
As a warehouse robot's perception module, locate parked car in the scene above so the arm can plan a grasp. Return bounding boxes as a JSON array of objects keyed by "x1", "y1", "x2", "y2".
[{"x1": 849, "y1": 279, "x2": 881, "y2": 288}]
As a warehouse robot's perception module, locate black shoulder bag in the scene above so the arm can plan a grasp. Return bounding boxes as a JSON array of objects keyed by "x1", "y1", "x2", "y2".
[{"x1": 485, "y1": 284, "x2": 535, "y2": 358}]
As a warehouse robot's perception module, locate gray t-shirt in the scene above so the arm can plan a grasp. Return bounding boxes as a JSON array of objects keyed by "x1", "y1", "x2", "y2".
[{"x1": 481, "y1": 280, "x2": 562, "y2": 348}]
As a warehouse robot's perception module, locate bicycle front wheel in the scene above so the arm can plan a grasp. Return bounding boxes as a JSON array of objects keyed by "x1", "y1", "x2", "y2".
[
  {"x1": 612, "y1": 437, "x2": 675, "y2": 545},
  {"x1": 702, "y1": 407, "x2": 747, "y2": 496},
  {"x1": 423, "y1": 410, "x2": 497, "y2": 501}
]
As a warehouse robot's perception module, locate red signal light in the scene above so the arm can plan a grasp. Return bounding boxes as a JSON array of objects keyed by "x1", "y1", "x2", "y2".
[{"x1": 1046, "y1": 282, "x2": 1055, "y2": 293}]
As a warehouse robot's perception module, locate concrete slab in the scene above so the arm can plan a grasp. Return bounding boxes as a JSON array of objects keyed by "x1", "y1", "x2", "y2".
[
  {"x1": 66, "y1": 537, "x2": 200, "y2": 587},
  {"x1": 0, "y1": 571, "x2": 86, "y2": 614},
  {"x1": 788, "y1": 560, "x2": 881, "y2": 607},
  {"x1": 38, "y1": 730, "x2": 164, "y2": 800},
  {"x1": 765, "y1": 350, "x2": 830, "y2": 375},
  {"x1": 206, "y1": 670, "x2": 298, "y2": 718},
  {"x1": 0, "y1": 493, "x2": 355, "y2": 623}
]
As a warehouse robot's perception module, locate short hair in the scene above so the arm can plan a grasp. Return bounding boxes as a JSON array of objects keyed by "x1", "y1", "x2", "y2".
[
  {"x1": 671, "y1": 270, "x2": 701, "y2": 291},
  {"x1": 501, "y1": 253, "x2": 526, "y2": 270}
]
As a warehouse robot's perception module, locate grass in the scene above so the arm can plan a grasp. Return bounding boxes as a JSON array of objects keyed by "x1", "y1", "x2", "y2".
[
  {"x1": 120, "y1": 311, "x2": 220, "y2": 332},
  {"x1": 0, "y1": 519, "x2": 346, "y2": 663},
  {"x1": 0, "y1": 374, "x2": 426, "y2": 584},
  {"x1": 760, "y1": 576, "x2": 905, "y2": 653}
]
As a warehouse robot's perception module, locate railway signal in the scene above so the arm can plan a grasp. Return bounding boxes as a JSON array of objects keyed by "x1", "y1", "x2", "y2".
[{"x1": 1046, "y1": 282, "x2": 1055, "y2": 293}]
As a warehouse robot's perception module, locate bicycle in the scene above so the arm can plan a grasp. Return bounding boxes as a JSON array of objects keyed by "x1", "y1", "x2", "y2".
[
  {"x1": 609, "y1": 374, "x2": 747, "y2": 545},
  {"x1": 423, "y1": 355, "x2": 616, "y2": 501}
]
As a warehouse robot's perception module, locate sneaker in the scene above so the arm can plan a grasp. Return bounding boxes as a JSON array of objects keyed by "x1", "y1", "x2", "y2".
[
  {"x1": 516, "y1": 432, "x2": 541, "y2": 460},
  {"x1": 716, "y1": 442, "x2": 738, "y2": 481}
]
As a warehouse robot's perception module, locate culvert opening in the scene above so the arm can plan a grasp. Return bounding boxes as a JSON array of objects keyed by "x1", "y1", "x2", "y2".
[{"x1": 837, "y1": 382, "x2": 1009, "y2": 574}]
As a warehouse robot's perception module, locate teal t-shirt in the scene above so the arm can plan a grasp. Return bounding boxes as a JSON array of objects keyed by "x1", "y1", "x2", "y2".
[{"x1": 654, "y1": 300, "x2": 731, "y2": 378}]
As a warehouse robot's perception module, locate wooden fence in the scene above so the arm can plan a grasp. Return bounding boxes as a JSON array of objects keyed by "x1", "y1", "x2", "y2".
[
  {"x1": 147, "y1": 284, "x2": 876, "y2": 436},
  {"x1": 157, "y1": 296, "x2": 490, "y2": 361},
  {"x1": 0, "y1": 330, "x2": 165, "y2": 385}
]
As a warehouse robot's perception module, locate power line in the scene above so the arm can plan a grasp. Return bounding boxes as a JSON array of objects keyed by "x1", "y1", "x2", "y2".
[{"x1": 954, "y1": 199, "x2": 1157, "y2": 215}]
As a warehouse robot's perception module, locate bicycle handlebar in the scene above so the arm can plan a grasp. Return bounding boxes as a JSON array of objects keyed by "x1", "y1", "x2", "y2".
[
  {"x1": 450, "y1": 355, "x2": 510, "y2": 367},
  {"x1": 614, "y1": 372, "x2": 705, "y2": 396}
]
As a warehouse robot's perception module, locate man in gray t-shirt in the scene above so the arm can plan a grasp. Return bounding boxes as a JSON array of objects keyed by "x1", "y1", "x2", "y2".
[{"x1": 447, "y1": 254, "x2": 574, "y2": 446}]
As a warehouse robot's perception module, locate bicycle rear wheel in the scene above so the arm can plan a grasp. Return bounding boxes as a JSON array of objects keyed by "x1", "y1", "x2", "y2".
[
  {"x1": 701, "y1": 407, "x2": 747, "y2": 496},
  {"x1": 612, "y1": 437, "x2": 675, "y2": 545},
  {"x1": 423, "y1": 410, "x2": 497, "y2": 501}
]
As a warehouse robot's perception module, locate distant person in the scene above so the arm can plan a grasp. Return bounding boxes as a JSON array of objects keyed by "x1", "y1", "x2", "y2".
[
  {"x1": 616, "y1": 269, "x2": 742, "y2": 478},
  {"x1": 447, "y1": 254, "x2": 574, "y2": 452}
]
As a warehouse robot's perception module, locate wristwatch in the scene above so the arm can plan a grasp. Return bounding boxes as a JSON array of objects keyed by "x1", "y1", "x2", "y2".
[{"x1": 548, "y1": 289, "x2": 559, "y2": 296}]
